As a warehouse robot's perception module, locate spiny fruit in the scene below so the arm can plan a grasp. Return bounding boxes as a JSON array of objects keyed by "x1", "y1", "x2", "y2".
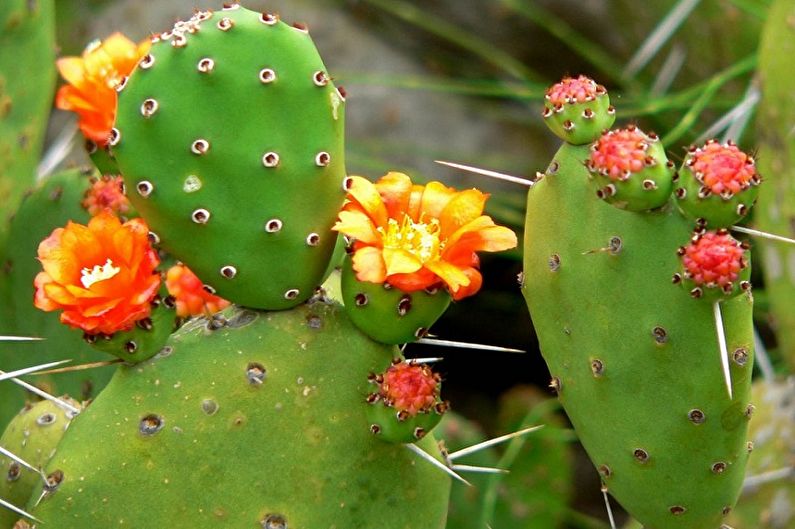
[
  {"x1": 674, "y1": 229, "x2": 751, "y2": 301},
  {"x1": 366, "y1": 359, "x2": 448, "y2": 443},
  {"x1": 586, "y1": 125, "x2": 675, "y2": 211},
  {"x1": 113, "y1": 5, "x2": 347, "y2": 310},
  {"x1": 675, "y1": 140, "x2": 761, "y2": 227},
  {"x1": 542, "y1": 75, "x2": 615, "y2": 145}
]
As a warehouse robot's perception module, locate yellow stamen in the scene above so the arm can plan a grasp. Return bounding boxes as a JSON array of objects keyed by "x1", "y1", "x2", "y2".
[
  {"x1": 379, "y1": 215, "x2": 443, "y2": 264},
  {"x1": 80, "y1": 258, "x2": 121, "y2": 289}
]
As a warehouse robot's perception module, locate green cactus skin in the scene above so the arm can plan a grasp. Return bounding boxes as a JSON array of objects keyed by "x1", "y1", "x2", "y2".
[
  {"x1": 727, "y1": 379, "x2": 794, "y2": 529},
  {"x1": 0, "y1": 398, "x2": 81, "y2": 528},
  {"x1": 113, "y1": 6, "x2": 347, "y2": 310},
  {"x1": 755, "y1": 0, "x2": 795, "y2": 371},
  {"x1": 341, "y1": 257, "x2": 451, "y2": 344},
  {"x1": 522, "y1": 143, "x2": 755, "y2": 529},
  {"x1": 28, "y1": 302, "x2": 450, "y2": 528},
  {"x1": 0, "y1": 169, "x2": 115, "y2": 427},
  {"x1": 366, "y1": 398, "x2": 444, "y2": 444},
  {"x1": 0, "y1": 0, "x2": 56, "y2": 234}
]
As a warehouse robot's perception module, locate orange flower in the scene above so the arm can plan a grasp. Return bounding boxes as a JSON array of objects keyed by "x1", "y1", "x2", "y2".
[
  {"x1": 55, "y1": 33, "x2": 151, "y2": 146},
  {"x1": 165, "y1": 263, "x2": 231, "y2": 318},
  {"x1": 34, "y1": 211, "x2": 161, "y2": 335},
  {"x1": 82, "y1": 175, "x2": 131, "y2": 216},
  {"x1": 333, "y1": 172, "x2": 517, "y2": 300}
]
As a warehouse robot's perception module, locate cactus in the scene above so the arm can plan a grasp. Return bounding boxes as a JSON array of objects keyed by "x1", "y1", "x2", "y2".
[
  {"x1": 755, "y1": 0, "x2": 795, "y2": 370},
  {"x1": 0, "y1": 398, "x2": 81, "y2": 528},
  {"x1": 112, "y1": 6, "x2": 347, "y2": 310},
  {"x1": 522, "y1": 77, "x2": 756, "y2": 529},
  {"x1": 27, "y1": 303, "x2": 451, "y2": 528}
]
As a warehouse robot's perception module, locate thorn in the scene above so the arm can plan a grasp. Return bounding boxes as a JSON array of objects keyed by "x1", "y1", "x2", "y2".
[
  {"x1": 0, "y1": 495, "x2": 42, "y2": 523},
  {"x1": 404, "y1": 443, "x2": 472, "y2": 486},
  {"x1": 0, "y1": 360, "x2": 72, "y2": 383},
  {"x1": 0, "y1": 336, "x2": 44, "y2": 341},
  {"x1": 435, "y1": 160, "x2": 535, "y2": 187},
  {"x1": 30, "y1": 358, "x2": 123, "y2": 376},
  {"x1": 416, "y1": 338, "x2": 525, "y2": 353},
  {"x1": 713, "y1": 301, "x2": 733, "y2": 400},
  {"x1": 407, "y1": 357, "x2": 444, "y2": 364},
  {"x1": 0, "y1": 445, "x2": 44, "y2": 477},
  {"x1": 731, "y1": 225, "x2": 795, "y2": 245},
  {"x1": 448, "y1": 425, "x2": 544, "y2": 460},
  {"x1": 0, "y1": 370, "x2": 81, "y2": 415},
  {"x1": 601, "y1": 485, "x2": 617, "y2": 529},
  {"x1": 451, "y1": 464, "x2": 509, "y2": 474},
  {"x1": 743, "y1": 466, "x2": 794, "y2": 493}
]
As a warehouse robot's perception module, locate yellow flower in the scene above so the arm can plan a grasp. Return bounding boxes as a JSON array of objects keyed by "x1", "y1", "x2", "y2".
[
  {"x1": 55, "y1": 33, "x2": 151, "y2": 146},
  {"x1": 333, "y1": 172, "x2": 517, "y2": 300}
]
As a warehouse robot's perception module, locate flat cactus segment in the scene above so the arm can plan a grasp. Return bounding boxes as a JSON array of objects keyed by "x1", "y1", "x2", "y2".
[
  {"x1": 755, "y1": 0, "x2": 795, "y2": 370},
  {"x1": 0, "y1": 169, "x2": 113, "y2": 427},
  {"x1": 0, "y1": 398, "x2": 80, "y2": 528},
  {"x1": 523, "y1": 143, "x2": 754, "y2": 529},
  {"x1": 29, "y1": 303, "x2": 450, "y2": 528},
  {"x1": 114, "y1": 7, "x2": 346, "y2": 309},
  {"x1": 0, "y1": 0, "x2": 56, "y2": 234}
]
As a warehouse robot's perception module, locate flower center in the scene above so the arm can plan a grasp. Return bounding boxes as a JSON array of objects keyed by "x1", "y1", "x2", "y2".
[
  {"x1": 81, "y1": 258, "x2": 121, "y2": 289},
  {"x1": 379, "y1": 215, "x2": 443, "y2": 264}
]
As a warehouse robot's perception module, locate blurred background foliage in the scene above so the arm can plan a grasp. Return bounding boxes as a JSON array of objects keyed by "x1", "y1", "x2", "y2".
[{"x1": 43, "y1": 1, "x2": 785, "y2": 527}]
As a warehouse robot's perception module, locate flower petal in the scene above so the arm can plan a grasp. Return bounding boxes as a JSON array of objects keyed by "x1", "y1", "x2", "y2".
[
  {"x1": 352, "y1": 246, "x2": 387, "y2": 284},
  {"x1": 424, "y1": 259, "x2": 471, "y2": 293},
  {"x1": 333, "y1": 209, "x2": 381, "y2": 244},
  {"x1": 450, "y1": 268, "x2": 483, "y2": 300},
  {"x1": 419, "y1": 181, "x2": 457, "y2": 220},
  {"x1": 383, "y1": 247, "x2": 422, "y2": 276},
  {"x1": 346, "y1": 176, "x2": 388, "y2": 228},
  {"x1": 375, "y1": 172, "x2": 412, "y2": 220},
  {"x1": 439, "y1": 188, "x2": 487, "y2": 239},
  {"x1": 446, "y1": 216, "x2": 518, "y2": 253}
]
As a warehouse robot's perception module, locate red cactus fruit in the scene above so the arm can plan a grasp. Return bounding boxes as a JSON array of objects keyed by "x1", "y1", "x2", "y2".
[
  {"x1": 686, "y1": 140, "x2": 757, "y2": 197},
  {"x1": 682, "y1": 231, "x2": 746, "y2": 288},
  {"x1": 588, "y1": 126, "x2": 653, "y2": 181},
  {"x1": 381, "y1": 361, "x2": 440, "y2": 416},
  {"x1": 546, "y1": 75, "x2": 605, "y2": 106}
]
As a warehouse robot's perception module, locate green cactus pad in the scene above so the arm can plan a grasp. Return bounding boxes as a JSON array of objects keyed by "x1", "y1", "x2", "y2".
[
  {"x1": 542, "y1": 76, "x2": 616, "y2": 145},
  {"x1": 365, "y1": 359, "x2": 446, "y2": 443},
  {"x1": 523, "y1": 143, "x2": 754, "y2": 529},
  {"x1": 674, "y1": 140, "x2": 761, "y2": 227},
  {"x1": 0, "y1": 169, "x2": 116, "y2": 427},
  {"x1": 341, "y1": 256, "x2": 451, "y2": 344},
  {"x1": 586, "y1": 126, "x2": 675, "y2": 211},
  {"x1": 113, "y1": 6, "x2": 347, "y2": 310},
  {"x1": 29, "y1": 303, "x2": 450, "y2": 528},
  {"x1": 0, "y1": 398, "x2": 81, "y2": 528}
]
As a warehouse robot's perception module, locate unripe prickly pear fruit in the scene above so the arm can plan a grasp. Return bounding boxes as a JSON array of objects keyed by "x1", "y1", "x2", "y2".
[
  {"x1": 341, "y1": 257, "x2": 451, "y2": 344},
  {"x1": 113, "y1": 6, "x2": 347, "y2": 310},
  {"x1": 366, "y1": 359, "x2": 448, "y2": 443},
  {"x1": 674, "y1": 140, "x2": 761, "y2": 227},
  {"x1": 542, "y1": 76, "x2": 615, "y2": 145},
  {"x1": 0, "y1": 398, "x2": 81, "y2": 528},
  {"x1": 673, "y1": 229, "x2": 751, "y2": 301},
  {"x1": 586, "y1": 126, "x2": 675, "y2": 211}
]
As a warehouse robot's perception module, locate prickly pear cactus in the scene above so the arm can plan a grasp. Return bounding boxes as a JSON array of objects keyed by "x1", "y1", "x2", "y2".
[
  {"x1": 113, "y1": 5, "x2": 347, "y2": 310},
  {"x1": 756, "y1": 0, "x2": 795, "y2": 370},
  {"x1": 28, "y1": 303, "x2": 450, "y2": 528},
  {"x1": 522, "y1": 79, "x2": 755, "y2": 529},
  {"x1": 0, "y1": 398, "x2": 81, "y2": 528},
  {"x1": 0, "y1": 169, "x2": 113, "y2": 426},
  {"x1": 0, "y1": 0, "x2": 56, "y2": 232}
]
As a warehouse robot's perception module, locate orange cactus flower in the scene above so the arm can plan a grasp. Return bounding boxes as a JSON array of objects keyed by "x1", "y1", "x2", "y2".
[
  {"x1": 165, "y1": 263, "x2": 231, "y2": 318},
  {"x1": 34, "y1": 211, "x2": 161, "y2": 335},
  {"x1": 82, "y1": 175, "x2": 131, "y2": 216},
  {"x1": 55, "y1": 33, "x2": 151, "y2": 146},
  {"x1": 333, "y1": 172, "x2": 517, "y2": 300}
]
